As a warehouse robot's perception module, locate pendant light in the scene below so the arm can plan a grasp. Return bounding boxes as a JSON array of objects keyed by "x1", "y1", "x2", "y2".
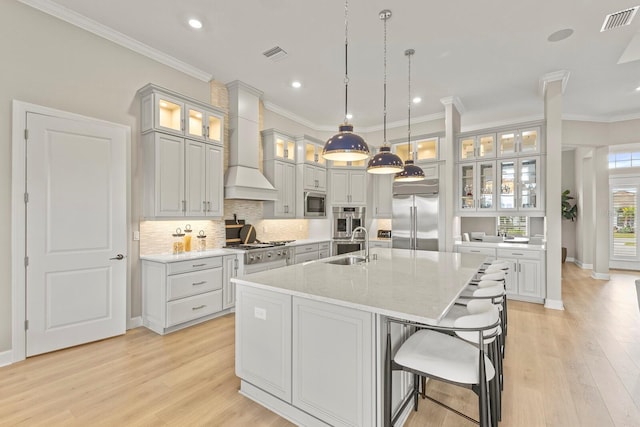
[
  {"x1": 395, "y1": 48, "x2": 426, "y2": 182},
  {"x1": 322, "y1": 0, "x2": 370, "y2": 162},
  {"x1": 367, "y1": 9, "x2": 404, "y2": 175}
]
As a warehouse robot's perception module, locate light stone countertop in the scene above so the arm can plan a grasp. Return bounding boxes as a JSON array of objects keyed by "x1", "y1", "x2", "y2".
[
  {"x1": 140, "y1": 248, "x2": 242, "y2": 263},
  {"x1": 455, "y1": 240, "x2": 546, "y2": 251},
  {"x1": 232, "y1": 248, "x2": 487, "y2": 325},
  {"x1": 283, "y1": 239, "x2": 330, "y2": 246}
]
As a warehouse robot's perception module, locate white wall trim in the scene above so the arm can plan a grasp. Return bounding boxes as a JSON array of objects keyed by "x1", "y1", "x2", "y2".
[
  {"x1": 574, "y1": 260, "x2": 593, "y2": 270},
  {"x1": 565, "y1": 257, "x2": 575, "y2": 263},
  {"x1": 11, "y1": 100, "x2": 131, "y2": 362},
  {"x1": 127, "y1": 316, "x2": 143, "y2": 330},
  {"x1": 539, "y1": 70, "x2": 571, "y2": 95},
  {"x1": 0, "y1": 350, "x2": 13, "y2": 367},
  {"x1": 591, "y1": 272, "x2": 611, "y2": 280},
  {"x1": 18, "y1": 0, "x2": 212, "y2": 82},
  {"x1": 544, "y1": 299, "x2": 565, "y2": 310}
]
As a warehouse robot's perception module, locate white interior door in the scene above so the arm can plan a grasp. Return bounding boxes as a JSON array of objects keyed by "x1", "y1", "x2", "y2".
[{"x1": 25, "y1": 112, "x2": 127, "y2": 357}]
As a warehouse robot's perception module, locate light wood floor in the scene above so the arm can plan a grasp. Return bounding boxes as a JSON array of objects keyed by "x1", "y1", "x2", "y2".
[{"x1": 1, "y1": 263, "x2": 639, "y2": 426}]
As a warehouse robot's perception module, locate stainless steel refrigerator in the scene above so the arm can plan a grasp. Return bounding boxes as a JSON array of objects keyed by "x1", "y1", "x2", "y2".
[{"x1": 392, "y1": 179, "x2": 439, "y2": 251}]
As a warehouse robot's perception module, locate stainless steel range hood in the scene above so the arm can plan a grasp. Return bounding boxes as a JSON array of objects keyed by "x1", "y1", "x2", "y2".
[{"x1": 224, "y1": 81, "x2": 278, "y2": 201}]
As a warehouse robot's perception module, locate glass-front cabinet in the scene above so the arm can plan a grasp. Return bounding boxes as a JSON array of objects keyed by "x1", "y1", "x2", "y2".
[
  {"x1": 262, "y1": 129, "x2": 296, "y2": 163},
  {"x1": 498, "y1": 127, "x2": 540, "y2": 156},
  {"x1": 498, "y1": 157, "x2": 542, "y2": 212},
  {"x1": 458, "y1": 161, "x2": 496, "y2": 212},
  {"x1": 393, "y1": 137, "x2": 439, "y2": 163},
  {"x1": 186, "y1": 105, "x2": 222, "y2": 143},
  {"x1": 458, "y1": 134, "x2": 496, "y2": 161},
  {"x1": 296, "y1": 135, "x2": 326, "y2": 166}
]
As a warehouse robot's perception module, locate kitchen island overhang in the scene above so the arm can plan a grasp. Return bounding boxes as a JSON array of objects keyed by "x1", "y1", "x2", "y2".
[{"x1": 232, "y1": 248, "x2": 487, "y2": 427}]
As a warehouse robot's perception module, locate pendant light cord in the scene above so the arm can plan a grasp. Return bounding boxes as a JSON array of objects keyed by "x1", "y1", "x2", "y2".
[
  {"x1": 344, "y1": 0, "x2": 349, "y2": 123},
  {"x1": 406, "y1": 49, "x2": 414, "y2": 160},
  {"x1": 383, "y1": 11, "x2": 388, "y2": 145}
]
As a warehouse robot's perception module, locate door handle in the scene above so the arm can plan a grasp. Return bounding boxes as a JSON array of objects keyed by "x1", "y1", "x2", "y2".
[{"x1": 110, "y1": 254, "x2": 125, "y2": 260}]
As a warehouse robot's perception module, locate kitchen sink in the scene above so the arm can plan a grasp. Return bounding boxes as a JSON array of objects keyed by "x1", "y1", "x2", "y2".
[{"x1": 324, "y1": 256, "x2": 367, "y2": 266}]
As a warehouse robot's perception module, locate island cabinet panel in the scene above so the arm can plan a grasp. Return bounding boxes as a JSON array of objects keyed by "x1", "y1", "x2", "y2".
[
  {"x1": 236, "y1": 286, "x2": 292, "y2": 403},
  {"x1": 292, "y1": 297, "x2": 375, "y2": 427}
]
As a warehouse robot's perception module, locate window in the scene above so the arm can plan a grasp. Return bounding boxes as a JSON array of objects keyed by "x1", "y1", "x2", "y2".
[
  {"x1": 497, "y1": 216, "x2": 528, "y2": 236},
  {"x1": 611, "y1": 185, "x2": 637, "y2": 259},
  {"x1": 608, "y1": 151, "x2": 640, "y2": 169}
]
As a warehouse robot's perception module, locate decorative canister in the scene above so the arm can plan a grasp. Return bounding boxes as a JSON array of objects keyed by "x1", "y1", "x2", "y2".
[
  {"x1": 172, "y1": 228, "x2": 185, "y2": 254},
  {"x1": 196, "y1": 230, "x2": 207, "y2": 252},
  {"x1": 183, "y1": 224, "x2": 193, "y2": 252}
]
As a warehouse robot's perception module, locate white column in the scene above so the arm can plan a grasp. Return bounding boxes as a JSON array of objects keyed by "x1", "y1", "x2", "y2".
[
  {"x1": 440, "y1": 97, "x2": 463, "y2": 252},
  {"x1": 592, "y1": 146, "x2": 610, "y2": 279},
  {"x1": 541, "y1": 71, "x2": 569, "y2": 310}
]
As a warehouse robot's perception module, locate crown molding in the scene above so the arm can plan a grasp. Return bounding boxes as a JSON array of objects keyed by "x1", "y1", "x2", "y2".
[
  {"x1": 539, "y1": 70, "x2": 571, "y2": 96},
  {"x1": 262, "y1": 101, "x2": 322, "y2": 130},
  {"x1": 19, "y1": 0, "x2": 212, "y2": 82},
  {"x1": 460, "y1": 114, "x2": 545, "y2": 133},
  {"x1": 226, "y1": 80, "x2": 264, "y2": 99},
  {"x1": 440, "y1": 96, "x2": 465, "y2": 114},
  {"x1": 362, "y1": 112, "x2": 446, "y2": 133}
]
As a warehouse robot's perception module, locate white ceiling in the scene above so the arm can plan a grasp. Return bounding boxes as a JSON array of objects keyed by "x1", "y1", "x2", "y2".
[{"x1": 25, "y1": 0, "x2": 640, "y2": 131}]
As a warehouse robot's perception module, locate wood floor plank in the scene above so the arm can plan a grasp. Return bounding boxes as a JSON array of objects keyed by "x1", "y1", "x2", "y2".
[{"x1": 0, "y1": 264, "x2": 639, "y2": 426}]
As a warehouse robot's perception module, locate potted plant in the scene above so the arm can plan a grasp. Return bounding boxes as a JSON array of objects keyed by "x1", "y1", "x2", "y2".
[{"x1": 561, "y1": 189, "x2": 577, "y2": 262}]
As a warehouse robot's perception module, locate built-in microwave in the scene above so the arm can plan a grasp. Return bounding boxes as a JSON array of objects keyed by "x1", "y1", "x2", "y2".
[{"x1": 304, "y1": 192, "x2": 326, "y2": 217}]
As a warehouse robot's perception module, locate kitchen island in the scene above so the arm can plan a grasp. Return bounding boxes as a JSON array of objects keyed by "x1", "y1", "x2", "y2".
[{"x1": 232, "y1": 248, "x2": 486, "y2": 427}]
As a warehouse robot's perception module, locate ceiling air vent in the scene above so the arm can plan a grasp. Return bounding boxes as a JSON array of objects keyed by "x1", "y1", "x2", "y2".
[
  {"x1": 601, "y1": 6, "x2": 639, "y2": 31},
  {"x1": 262, "y1": 46, "x2": 288, "y2": 61}
]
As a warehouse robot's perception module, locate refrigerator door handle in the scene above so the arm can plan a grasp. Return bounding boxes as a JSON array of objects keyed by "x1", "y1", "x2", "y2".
[
  {"x1": 413, "y1": 206, "x2": 418, "y2": 250},
  {"x1": 409, "y1": 206, "x2": 414, "y2": 249}
]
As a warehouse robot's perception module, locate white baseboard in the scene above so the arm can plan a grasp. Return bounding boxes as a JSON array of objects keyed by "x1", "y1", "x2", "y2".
[
  {"x1": 0, "y1": 350, "x2": 13, "y2": 367},
  {"x1": 566, "y1": 257, "x2": 575, "y2": 263},
  {"x1": 574, "y1": 260, "x2": 593, "y2": 270},
  {"x1": 591, "y1": 272, "x2": 610, "y2": 280},
  {"x1": 544, "y1": 299, "x2": 565, "y2": 310},
  {"x1": 127, "y1": 316, "x2": 143, "y2": 329}
]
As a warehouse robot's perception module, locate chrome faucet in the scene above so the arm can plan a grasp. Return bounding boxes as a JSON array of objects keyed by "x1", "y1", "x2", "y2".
[{"x1": 351, "y1": 226, "x2": 369, "y2": 262}]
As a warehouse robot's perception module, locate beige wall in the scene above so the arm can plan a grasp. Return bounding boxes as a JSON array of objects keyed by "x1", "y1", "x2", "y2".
[{"x1": 0, "y1": 2, "x2": 213, "y2": 352}]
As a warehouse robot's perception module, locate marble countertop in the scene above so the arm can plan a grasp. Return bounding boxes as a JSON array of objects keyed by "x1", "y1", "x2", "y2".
[
  {"x1": 232, "y1": 248, "x2": 487, "y2": 324},
  {"x1": 140, "y1": 248, "x2": 242, "y2": 263},
  {"x1": 455, "y1": 240, "x2": 546, "y2": 250},
  {"x1": 284, "y1": 238, "x2": 330, "y2": 246}
]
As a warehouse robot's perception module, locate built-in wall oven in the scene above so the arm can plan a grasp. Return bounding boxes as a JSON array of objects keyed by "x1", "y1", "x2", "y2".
[
  {"x1": 304, "y1": 191, "x2": 326, "y2": 217},
  {"x1": 332, "y1": 206, "x2": 366, "y2": 255}
]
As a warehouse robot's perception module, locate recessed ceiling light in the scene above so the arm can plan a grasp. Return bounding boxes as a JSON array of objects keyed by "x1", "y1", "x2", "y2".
[
  {"x1": 346, "y1": 113, "x2": 353, "y2": 120},
  {"x1": 188, "y1": 19, "x2": 203, "y2": 29},
  {"x1": 548, "y1": 28, "x2": 574, "y2": 42},
  {"x1": 412, "y1": 97, "x2": 422, "y2": 104},
  {"x1": 636, "y1": 86, "x2": 640, "y2": 91},
  {"x1": 291, "y1": 81, "x2": 302, "y2": 89}
]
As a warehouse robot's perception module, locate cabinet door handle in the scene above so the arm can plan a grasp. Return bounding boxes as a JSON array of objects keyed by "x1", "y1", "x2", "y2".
[
  {"x1": 512, "y1": 253, "x2": 524, "y2": 256},
  {"x1": 192, "y1": 263, "x2": 207, "y2": 267},
  {"x1": 284, "y1": 149, "x2": 288, "y2": 158},
  {"x1": 202, "y1": 125, "x2": 207, "y2": 137},
  {"x1": 192, "y1": 281, "x2": 207, "y2": 286},
  {"x1": 206, "y1": 125, "x2": 210, "y2": 139},
  {"x1": 207, "y1": 201, "x2": 212, "y2": 212},
  {"x1": 470, "y1": 250, "x2": 481, "y2": 253},
  {"x1": 203, "y1": 201, "x2": 207, "y2": 212},
  {"x1": 192, "y1": 305, "x2": 206, "y2": 311},
  {"x1": 314, "y1": 153, "x2": 318, "y2": 162},
  {"x1": 181, "y1": 118, "x2": 185, "y2": 132}
]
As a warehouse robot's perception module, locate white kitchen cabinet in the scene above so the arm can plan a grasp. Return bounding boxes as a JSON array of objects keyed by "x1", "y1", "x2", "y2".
[
  {"x1": 497, "y1": 127, "x2": 541, "y2": 156},
  {"x1": 457, "y1": 133, "x2": 496, "y2": 161},
  {"x1": 236, "y1": 285, "x2": 292, "y2": 403},
  {"x1": 496, "y1": 248, "x2": 545, "y2": 302},
  {"x1": 302, "y1": 164, "x2": 327, "y2": 191},
  {"x1": 296, "y1": 134, "x2": 326, "y2": 166},
  {"x1": 457, "y1": 161, "x2": 497, "y2": 213},
  {"x1": 393, "y1": 136, "x2": 440, "y2": 162},
  {"x1": 292, "y1": 297, "x2": 374, "y2": 427},
  {"x1": 498, "y1": 156, "x2": 544, "y2": 213},
  {"x1": 369, "y1": 240, "x2": 391, "y2": 249},
  {"x1": 291, "y1": 242, "x2": 331, "y2": 264},
  {"x1": 139, "y1": 84, "x2": 224, "y2": 144},
  {"x1": 330, "y1": 168, "x2": 367, "y2": 206},
  {"x1": 318, "y1": 241, "x2": 331, "y2": 259},
  {"x1": 263, "y1": 129, "x2": 296, "y2": 163},
  {"x1": 263, "y1": 160, "x2": 296, "y2": 218},
  {"x1": 143, "y1": 133, "x2": 223, "y2": 218},
  {"x1": 455, "y1": 245, "x2": 496, "y2": 258},
  {"x1": 372, "y1": 173, "x2": 393, "y2": 218},
  {"x1": 142, "y1": 256, "x2": 229, "y2": 335},
  {"x1": 223, "y1": 255, "x2": 240, "y2": 309}
]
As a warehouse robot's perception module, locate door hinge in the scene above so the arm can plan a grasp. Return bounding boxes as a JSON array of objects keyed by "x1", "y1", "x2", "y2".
[
  {"x1": 24, "y1": 256, "x2": 29, "y2": 267},
  {"x1": 24, "y1": 192, "x2": 29, "y2": 203},
  {"x1": 25, "y1": 320, "x2": 29, "y2": 331},
  {"x1": 24, "y1": 129, "x2": 29, "y2": 140}
]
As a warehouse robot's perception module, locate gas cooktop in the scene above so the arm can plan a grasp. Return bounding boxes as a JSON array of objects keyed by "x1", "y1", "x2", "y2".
[{"x1": 225, "y1": 240, "x2": 295, "y2": 251}]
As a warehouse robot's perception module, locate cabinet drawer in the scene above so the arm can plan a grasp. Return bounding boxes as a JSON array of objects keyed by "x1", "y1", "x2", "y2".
[
  {"x1": 167, "y1": 268, "x2": 223, "y2": 301},
  {"x1": 167, "y1": 256, "x2": 223, "y2": 275},
  {"x1": 296, "y1": 251, "x2": 319, "y2": 264},
  {"x1": 318, "y1": 242, "x2": 330, "y2": 251},
  {"x1": 296, "y1": 243, "x2": 319, "y2": 253},
  {"x1": 166, "y1": 290, "x2": 222, "y2": 327},
  {"x1": 457, "y1": 246, "x2": 496, "y2": 256},
  {"x1": 497, "y1": 248, "x2": 541, "y2": 259}
]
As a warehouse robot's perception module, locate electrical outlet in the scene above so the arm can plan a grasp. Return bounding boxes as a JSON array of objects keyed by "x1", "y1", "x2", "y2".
[{"x1": 133, "y1": 231, "x2": 140, "y2": 241}]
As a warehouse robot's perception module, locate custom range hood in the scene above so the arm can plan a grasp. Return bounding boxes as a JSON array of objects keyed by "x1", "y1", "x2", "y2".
[{"x1": 224, "y1": 81, "x2": 278, "y2": 201}]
